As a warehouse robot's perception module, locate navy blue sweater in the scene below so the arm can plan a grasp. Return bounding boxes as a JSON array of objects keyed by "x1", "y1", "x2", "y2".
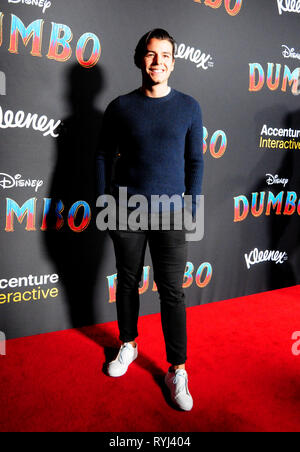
[{"x1": 97, "y1": 88, "x2": 203, "y2": 217}]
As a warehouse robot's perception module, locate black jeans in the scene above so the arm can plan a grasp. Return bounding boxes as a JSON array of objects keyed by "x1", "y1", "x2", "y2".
[{"x1": 109, "y1": 210, "x2": 188, "y2": 365}]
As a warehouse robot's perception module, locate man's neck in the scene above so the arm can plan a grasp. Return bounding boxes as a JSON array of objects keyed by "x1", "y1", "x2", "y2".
[{"x1": 140, "y1": 84, "x2": 171, "y2": 98}]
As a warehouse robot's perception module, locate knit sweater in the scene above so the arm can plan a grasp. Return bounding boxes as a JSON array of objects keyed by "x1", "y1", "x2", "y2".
[{"x1": 96, "y1": 87, "x2": 204, "y2": 217}]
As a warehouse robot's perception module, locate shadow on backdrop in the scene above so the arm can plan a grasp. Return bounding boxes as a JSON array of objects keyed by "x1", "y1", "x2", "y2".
[
  {"x1": 268, "y1": 108, "x2": 300, "y2": 288},
  {"x1": 249, "y1": 105, "x2": 300, "y2": 290},
  {"x1": 43, "y1": 63, "x2": 106, "y2": 328}
]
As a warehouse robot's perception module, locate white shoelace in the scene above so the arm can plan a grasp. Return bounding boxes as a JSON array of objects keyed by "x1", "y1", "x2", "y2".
[
  {"x1": 173, "y1": 371, "x2": 189, "y2": 395},
  {"x1": 118, "y1": 343, "x2": 133, "y2": 365}
]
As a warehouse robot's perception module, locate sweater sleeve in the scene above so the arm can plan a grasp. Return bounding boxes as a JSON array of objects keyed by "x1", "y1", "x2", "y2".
[
  {"x1": 96, "y1": 99, "x2": 119, "y2": 197},
  {"x1": 184, "y1": 100, "x2": 204, "y2": 219}
]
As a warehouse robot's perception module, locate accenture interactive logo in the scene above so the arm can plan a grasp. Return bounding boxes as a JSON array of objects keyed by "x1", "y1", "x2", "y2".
[
  {"x1": 0, "y1": 273, "x2": 60, "y2": 305},
  {"x1": 258, "y1": 124, "x2": 300, "y2": 151}
]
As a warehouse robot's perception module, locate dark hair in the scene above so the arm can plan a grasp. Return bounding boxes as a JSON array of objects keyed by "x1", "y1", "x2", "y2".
[{"x1": 134, "y1": 28, "x2": 176, "y2": 69}]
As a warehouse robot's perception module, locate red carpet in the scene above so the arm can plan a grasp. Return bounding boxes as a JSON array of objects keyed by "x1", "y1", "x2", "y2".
[{"x1": 1, "y1": 285, "x2": 300, "y2": 432}]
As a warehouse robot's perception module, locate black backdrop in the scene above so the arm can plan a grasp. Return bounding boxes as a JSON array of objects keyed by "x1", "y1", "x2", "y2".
[{"x1": 1, "y1": 0, "x2": 300, "y2": 339}]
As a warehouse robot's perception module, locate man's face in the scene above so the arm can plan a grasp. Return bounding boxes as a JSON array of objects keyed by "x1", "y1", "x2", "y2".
[{"x1": 141, "y1": 38, "x2": 175, "y2": 86}]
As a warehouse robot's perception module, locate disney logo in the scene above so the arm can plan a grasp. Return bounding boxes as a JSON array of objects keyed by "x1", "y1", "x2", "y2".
[
  {"x1": 0, "y1": 173, "x2": 43, "y2": 192},
  {"x1": 266, "y1": 174, "x2": 288, "y2": 188},
  {"x1": 282, "y1": 45, "x2": 300, "y2": 60},
  {"x1": 8, "y1": 0, "x2": 51, "y2": 14}
]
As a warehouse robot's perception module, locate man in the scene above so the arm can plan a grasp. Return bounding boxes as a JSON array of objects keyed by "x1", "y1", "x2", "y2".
[{"x1": 97, "y1": 29, "x2": 203, "y2": 411}]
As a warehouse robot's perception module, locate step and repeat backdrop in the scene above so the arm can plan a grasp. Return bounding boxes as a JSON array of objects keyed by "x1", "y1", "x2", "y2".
[{"x1": 1, "y1": 0, "x2": 300, "y2": 339}]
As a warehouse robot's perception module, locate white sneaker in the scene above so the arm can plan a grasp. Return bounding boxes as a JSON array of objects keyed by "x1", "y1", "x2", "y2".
[
  {"x1": 165, "y1": 368, "x2": 193, "y2": 411},
  {"x1": 107, "y1": 343, "x2": 138, "y2": 377}
]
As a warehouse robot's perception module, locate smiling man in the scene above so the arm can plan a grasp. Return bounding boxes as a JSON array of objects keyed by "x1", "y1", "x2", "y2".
[
  {"x1": 140, "y1": 33, "x2": 175, "y2": 95},
  {"x1": 97, "y1": 29, "x2": 204, "y2": 411}
]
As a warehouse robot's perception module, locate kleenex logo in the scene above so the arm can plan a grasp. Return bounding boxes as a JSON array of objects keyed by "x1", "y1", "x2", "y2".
[
  {"x1": 245, "y1": 248, "x2": 288, "y2": 269},
  {"x1": 277, "y1": 0, "x2": 300, "y2": 15}
]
